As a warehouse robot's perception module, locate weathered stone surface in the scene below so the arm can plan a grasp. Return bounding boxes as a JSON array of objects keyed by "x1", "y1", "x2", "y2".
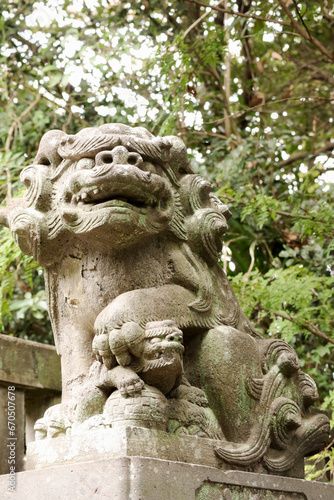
[
  {"x1": 0, "y1": 335, "x2": 61, "y2": 391},
  {"x1": 25, "y1": 425, "x2": 229, "y2": 471},
  {"x1": 0, "y1": 123, "x2": 330, "y2": 476},
  {"x1": 1, "y1": 457, "x2": 334, "y2": 500},
  {"x1": 0, "y1": 336, "x2": 61, "y2": 474},
  {"x1": 196, "y1": 483, "x2": 307, "y2": 499}
]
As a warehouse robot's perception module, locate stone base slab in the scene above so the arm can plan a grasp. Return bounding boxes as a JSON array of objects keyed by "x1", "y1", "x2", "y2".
[
  {"x1": 25, "y1": 426, "x2": 304, "y2": 478},
  {"x1": 26, "y1": 426, "x2": 224, "y2": 471},
  {"x1": 0, "y1": 456, "x2": 333, "y2": 500}
]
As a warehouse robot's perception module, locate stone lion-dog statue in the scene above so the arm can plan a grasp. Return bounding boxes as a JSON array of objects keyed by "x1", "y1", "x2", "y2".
[{"x1": 0, "y1": 123, "x2": 329, "y2": 475}]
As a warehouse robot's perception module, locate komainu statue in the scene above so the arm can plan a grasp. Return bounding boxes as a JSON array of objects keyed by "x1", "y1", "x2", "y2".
[{"x1": 0, "y1": 123, "x2": 329, "y2": 475}]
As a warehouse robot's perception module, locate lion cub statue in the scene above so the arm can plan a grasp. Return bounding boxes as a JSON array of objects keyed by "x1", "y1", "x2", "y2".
[{"x1": 0, "y1": 123, "x2": 328, "y2": 476}]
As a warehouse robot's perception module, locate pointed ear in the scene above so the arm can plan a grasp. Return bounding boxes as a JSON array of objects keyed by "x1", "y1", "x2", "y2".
[
  {"x1": 34, "y1": 129, "x2": 67, "y2": 168},
  {"x1": 0, "y1": 208, "x2": 9, "y2": 228}
]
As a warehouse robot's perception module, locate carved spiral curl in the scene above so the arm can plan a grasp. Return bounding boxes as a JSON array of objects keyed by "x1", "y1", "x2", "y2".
[
  {"x1": 298, "y1": 372, "x2": 319, "y2": 408},
  {"x1": 201, "y1": 210, "x2": 228, "y2": 262},
  {"x1": 58, "y1": 133, "x2": 172, "y2": 164},
  {"x1": 188, "y1": 175, "x2": 212, "y2": 211},
  {"x1": 264, "y1": 412, "x2": 330, "y2": 473},
  {"x1": 270, "y1": 397, "x2": 302, "y2": 450},
  {"x1": 20, "y1": 166, "x2": 42, "y2": 208},
  {"x1": 261, "y1": 339, "x2": 300, "y2": 376},
  {"x1": 10, "y1": 211, "x2": 42, "y2": 259}
]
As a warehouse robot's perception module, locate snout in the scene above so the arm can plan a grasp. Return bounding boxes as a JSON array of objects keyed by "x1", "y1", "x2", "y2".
[
  {"x1": 94, "y1": 146, "x2": 143, "y2": 171},
  {"x1": 70, "y1": 146, "x2": 147, "y2": 191},
  {"x1": 147, "y1": 338, "x2": 185, "y2": 360}
]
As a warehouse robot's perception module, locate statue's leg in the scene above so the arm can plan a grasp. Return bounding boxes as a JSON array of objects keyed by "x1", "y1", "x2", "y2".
[
  {"x1": 94, "y1": 284, "x2": 198, "y2": 333},
  {"x1": 35, "y1": 326, "x2": 107, "y2": 439},
  {"x1": 184, "y1": 325, "x2": 262, "y2": 443}
]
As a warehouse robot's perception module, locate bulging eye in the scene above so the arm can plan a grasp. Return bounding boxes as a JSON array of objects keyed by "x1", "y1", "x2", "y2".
[
  {"x1": 150, "y1": 337, "x2": 161, "y2": 344},
  {"x1": 76, "y1": 158, "x2": 94, "y2": 170},
  {"x1": 166, "y1": 333, "x2": 183, "y2": 343}
]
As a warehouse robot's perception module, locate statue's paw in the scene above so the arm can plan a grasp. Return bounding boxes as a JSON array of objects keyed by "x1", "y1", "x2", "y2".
[
  {"x1": 34, "y1": 404, "x2": 70, "y2": 440},
  {"x1": 89, "y1": 359, "x2": 111, "y2": 388},
  {"x1": 71, "y1": 414, "x2": 108, "y2": 435},
  {"x1": 34, "y1": 418, "x2": 47, "y2": 441},
  {"x1": 170, "y1": 384, "x2": 209, "y2": 407},
  {"x1": 92, "y1": 332, "x2": 115, "y2": 369},
  {"x1": 119, "y1": 376, "x2": 145, "y2": 397},
  {"x1": 114, "y1": 367, "x2": 145, "y2": 397}
]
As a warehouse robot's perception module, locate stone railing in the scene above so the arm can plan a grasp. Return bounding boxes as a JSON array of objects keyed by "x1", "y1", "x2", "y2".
[{"x1": 0, "y1": 335, "x2": 61, "y2": 475}]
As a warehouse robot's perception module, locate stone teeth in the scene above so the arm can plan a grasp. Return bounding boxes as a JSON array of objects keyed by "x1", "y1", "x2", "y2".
[
  {"x1": 81, "y1": 192, "x2": 89, "y2": 201},
  {"x1": 93, "y1": 189, "x2": 99, "y2": 195}
]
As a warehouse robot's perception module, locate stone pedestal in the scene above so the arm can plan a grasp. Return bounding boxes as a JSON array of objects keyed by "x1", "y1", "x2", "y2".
[
  {"x1": 26, "y1": 426, "x2": 227, "y2": 471},
  {"x1": 1, "y1": 455, "x2": 333, "y2": 499},
  {"x1": 0, "y1": 426, "x2": 333, "y2": 499}
]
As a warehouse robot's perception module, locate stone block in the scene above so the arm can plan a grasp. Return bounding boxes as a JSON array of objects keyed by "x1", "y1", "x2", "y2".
[
  {"x1": 1, "y1": 456, "x2": 333, "y2": 500},
  {"x1": 0, "y1": 335, "x2": 61, "y2": 391},
  {"x1": 26, "y1": 426, "x2": 223, "y2": 471}
]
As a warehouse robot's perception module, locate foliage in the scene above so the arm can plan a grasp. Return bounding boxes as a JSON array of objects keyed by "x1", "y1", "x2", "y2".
[
  {"x1": 0, "y1": 0, "x2": 333, "y2": 480},
  {"x1": 0, "y1": 227, "x2": 52, "y2": 343}
]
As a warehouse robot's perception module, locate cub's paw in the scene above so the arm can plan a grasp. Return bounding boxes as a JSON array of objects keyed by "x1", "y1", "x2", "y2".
[
  {"x1": 112, "y1": 366, "x2": 145, "y2": 397},
  {"x1": 108, "y1": 322, "x2": 145, "y2": 366}
]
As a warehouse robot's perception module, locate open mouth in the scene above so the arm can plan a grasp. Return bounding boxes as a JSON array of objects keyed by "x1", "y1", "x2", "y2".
[
  {"x1": 142, "y1": 353, "x2": 183, "y2": 372},
  {"x1": 69, "y1": 189, "x2": 152, "y2": 212},
  {"x1": 65, "y1": 162, "x2": 169, "y2": 215},
  {"x1": 147, "y1": 342, "x2": 185, "y2": 359}
]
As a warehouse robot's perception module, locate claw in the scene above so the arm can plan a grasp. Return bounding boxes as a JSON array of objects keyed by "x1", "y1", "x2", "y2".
[
  {"x1": 127, "y1": 384, "x2": 136, "y2": 397},
  {"x1": 102, "y1": 355, "x2": 114, "y2": 370},
  {"x1": 134, "y1": 380, "x2": 144, "y2": 392},
  {"x1": 120, "y1": 386, "x2": 127, "y2": 397}
]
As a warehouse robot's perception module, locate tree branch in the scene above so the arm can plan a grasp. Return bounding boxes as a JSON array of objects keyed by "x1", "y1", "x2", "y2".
[
  {"x1": 5, "y1": 94, "x2": 42, "y2": 151},
  {"x1": 276, "y1": 0, "x2": 334, "y2": 62},
  {"x1": 223, "y1": 194, "x2": 329, "y2": 224},
  {"x1": 183, "y1": 0, "x2": 225, "y2": 39},
  {"x1": 207, "y1": 65, "x2": 242, "y2": 142},
  {"x1": 11, "y1": 33, "x2": 41, "y2": 57},
  {"x1": 291, "y1": 0, "x2": 312, "y2": 40},
  {"x1": 223, "y1": 0, "x2": 231, "y2": 137},
  {"x1": 262, "y1": 307, "x2": 334, "y2": 346},
  {"x1": 204, "y1": 96, "x2": 334, "y2": 124},
  {"x1": 186, "y1": 0, "x2": 291, "y2": 27},
  {"x1": 243, "y1": 241, "x2": 256, "y2": 282},
  {"x1": 187, "y1": 0, "x2": 334, "y2": 61},
  {"x1": 277, "y1": 142, "x2": 334, "y2": 168}
]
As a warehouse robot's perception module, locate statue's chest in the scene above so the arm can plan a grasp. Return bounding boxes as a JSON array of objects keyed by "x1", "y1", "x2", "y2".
[{"x1": 47, "y1": 247, "x2": 171, "y2": 329}]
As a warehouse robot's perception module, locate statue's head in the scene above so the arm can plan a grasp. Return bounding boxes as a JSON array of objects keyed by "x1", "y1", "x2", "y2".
[{"x1": 1, "y1": 124, "x2": 231, "y2": 266}]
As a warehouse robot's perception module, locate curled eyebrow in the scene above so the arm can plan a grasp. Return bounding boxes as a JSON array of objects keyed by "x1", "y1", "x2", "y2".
[{"x1": 57, "y1": 133, "x2": 171, "y2": 164}]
